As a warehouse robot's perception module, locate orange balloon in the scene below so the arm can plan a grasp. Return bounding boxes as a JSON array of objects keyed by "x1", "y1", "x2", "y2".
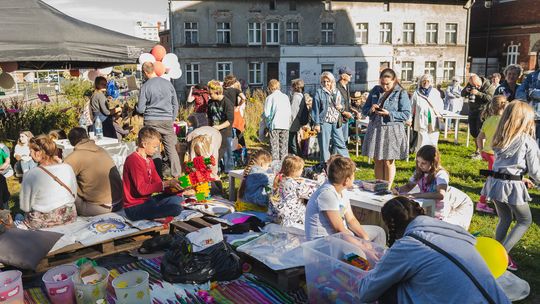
[
  {"x1": 153, "y1": 61, "x2": 166, "y2": 76},
  {"x1": 69, "y1": 69, "x2": 80, "y2": 77},
  {"x1": 151, "y1": 45, "x2": 167, "y2": 61}
]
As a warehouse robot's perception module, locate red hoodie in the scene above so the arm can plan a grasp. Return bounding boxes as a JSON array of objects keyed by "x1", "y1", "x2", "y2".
[{"x1": 122, "y1": 152, "x2": 162, "y2": 208}]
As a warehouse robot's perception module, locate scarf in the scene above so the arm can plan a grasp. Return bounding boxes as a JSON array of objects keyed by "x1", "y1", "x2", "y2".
[{"x1": 419, "y1": 86, "x2": 432, "y2": 97}]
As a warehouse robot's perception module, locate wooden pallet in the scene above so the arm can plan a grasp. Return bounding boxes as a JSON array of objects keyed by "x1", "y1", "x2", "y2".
[{"x1": 35, "y1": 225, "x2": 168, "y2": 272}]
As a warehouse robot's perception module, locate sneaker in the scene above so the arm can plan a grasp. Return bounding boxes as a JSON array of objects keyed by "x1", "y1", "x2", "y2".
[
  {"x1": 471, "y1": 152, "x2": 482, "y2": 160},
  {"x1": 507, "y1": 256, "x2": 518, "y2": 271},
  {"x1": 476, "y1": 202, "x2": 495, "y2": 214}
]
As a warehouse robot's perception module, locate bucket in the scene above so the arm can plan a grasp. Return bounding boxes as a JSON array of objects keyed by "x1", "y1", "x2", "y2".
[
  {"x1": 112, "y1": 270, "x2": 150, "y2": 304},
  {"x1": 71, "y1": 266, "x2": 109, "y2": 304},
  {"x1": 0, "y1": 270, "x2": 23, "y2": 304},
  {"x1": 42, "y1": 264, "x2": 78, "y2": 304}
]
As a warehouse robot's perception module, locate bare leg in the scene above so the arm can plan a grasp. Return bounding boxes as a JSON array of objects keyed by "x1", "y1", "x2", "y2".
[
  {"x1": 383, "y1": 160, "x2": 396, "y2": 188},
  {"x1": 374, "y1": 160, "x2": 384, "y2": 180}
]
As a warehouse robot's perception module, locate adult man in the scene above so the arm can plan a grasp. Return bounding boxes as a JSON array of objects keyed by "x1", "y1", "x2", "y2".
[
  {"x1": 336, "y1": 66, "x2": 354, "y2": 142},
  {"x1": 137, "y1": 62, "x2": 181, "y2": 177},
  {"x1": 461, "y1": 73, "x2": 495, "y2": 159},
  {"x1": 64, "y1": 127, "x2": 123, "y2": 216},
  {"x1": 445, "y1": 76, "x2": 463, "y2": 113}
]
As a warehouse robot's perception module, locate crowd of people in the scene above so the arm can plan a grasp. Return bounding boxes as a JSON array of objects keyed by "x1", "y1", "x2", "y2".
[{"x1": 1, "y1": 57, "x2": 539, "y2": 303}]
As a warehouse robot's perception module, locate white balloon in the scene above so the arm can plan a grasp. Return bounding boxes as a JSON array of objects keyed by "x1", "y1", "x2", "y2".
[
  {"x1": 138, "y1": 53, "x2": 156, "y2": 64},
  {"x1": 160, "y1": 73, "x2": 171, "y2": 81},
  {"x1": 0, "y1": 72, "x2": 15, "y2": 89},
  {"x1": 162, "y1": 53, "x2": 179, "y2": 69},
  {"x1": 82, "y1": 70, "x2": 89, "y2": 80},
  {"x1": 98, "y1": 66, "x2": 113, "y2": 75},
  {"x1": 24, "y1": 72, "x2": 35, "y2": 83},
  {"x1": 88, "y1": 70, "x2": 100, "y2": 82},
  {"x1": 168, "y1": 67, "x2": 182, "y2": 79}
]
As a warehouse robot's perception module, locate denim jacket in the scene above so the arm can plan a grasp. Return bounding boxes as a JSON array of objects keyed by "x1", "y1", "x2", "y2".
[
  {"x1": 516, "y1": 70, "x2": 540, "y2": 102},
  {"x1": 311, "y1": 87, "x2": 343, "y2": 126},
  {"x1": 362, "y1": 85, "x2": 411, "y2": 123},
  {"x1": 495, "y1": 80, "x2": 520, "y2": 101}
]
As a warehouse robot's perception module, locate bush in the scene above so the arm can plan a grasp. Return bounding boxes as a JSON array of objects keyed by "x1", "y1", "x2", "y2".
[{"x1": 243, "y1": 89, "x2": 266, "y2": 145}]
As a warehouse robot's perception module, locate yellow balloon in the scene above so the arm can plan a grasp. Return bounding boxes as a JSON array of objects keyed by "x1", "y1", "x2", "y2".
[{"x1": 475, "y1": 237, "x2": 508, "y2": 279}]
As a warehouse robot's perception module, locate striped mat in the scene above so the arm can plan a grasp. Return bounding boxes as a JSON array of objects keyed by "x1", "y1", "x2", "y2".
[{"x1": 24, "y1": 257, "x2": 306, "y2": 304}]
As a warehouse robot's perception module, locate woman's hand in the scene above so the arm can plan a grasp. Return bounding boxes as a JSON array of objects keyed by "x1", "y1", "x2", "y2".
[
  {"x1": 375, "y1": 108, "x2": 390, "y2": 116},
  {"x1": 370, "y1": 104, "x2": 380, "y2": 113},
  {"x1": 314, "y1": 125, "x2": 321, "y2": 133}
]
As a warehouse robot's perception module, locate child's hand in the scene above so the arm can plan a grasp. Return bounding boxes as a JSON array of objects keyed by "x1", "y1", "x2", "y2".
[
  {"x1": 391, "y1": 187, "x2": 400, "y2": 195},
  {"x1": 164, "y1": 179, "x2": 181, "y2": 190},
  {"x1": 523, "y1": 178, "x2": 535, "y2": 189},
  {"x1": 183, "y1": 189, "x2": 196, "y2": 196}
]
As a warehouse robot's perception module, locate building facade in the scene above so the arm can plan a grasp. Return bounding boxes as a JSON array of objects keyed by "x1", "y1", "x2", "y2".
[
  {"x1": 134, "y1": 21, "x2": 165, "y2": 42},
  {"x1": 469, "y1": 0, "x2": 540, "y2": 76},
  {"x1": 171, "y1": 0, "x2": 469, "y2": 99}
]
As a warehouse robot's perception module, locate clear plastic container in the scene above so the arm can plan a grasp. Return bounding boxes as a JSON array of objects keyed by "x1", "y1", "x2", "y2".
[
  {"x1": 112, "y1": 270, "x2": 150, "y2": 304},
  {"x1": 71, "y1": 266, "x2": 109, "y2": 304},
  {"x1": 42, "y1": 264, "x2": 78, "y2": 304},
  {"x1": 302, "y1": 233, "x2": 386, "y2": 303},
  {"x1": 0, "y1": 270, "x2": 23, "y2": 304}
]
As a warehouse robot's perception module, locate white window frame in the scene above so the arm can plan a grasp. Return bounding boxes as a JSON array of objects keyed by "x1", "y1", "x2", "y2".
[
  {"x1": 445, "y1": 23, "x2": 457, "y2": 44},
  {"x1": 380, "y1": 23, "x2": 392, "y2": 44},
  {"x1": 266, "y1": 22, "x2": 280, "y2": 45},
  {"x1": 321, "y1": 22, "x2": 335, "y2": 45},
  {"x1": 248, "y1": 22, "x2": 262, "y2": 45},
  {"x1": 185, "y1": 63, "x2": 200, "y2": 86},
  {"x1": 217, "y1": 22, "x2": 231, "y2": 44},
  {"x1": 443, "y1": 61, "x2": 456, "y2": 81},
  {"x1": 356, "y1": 23, "x2": 368, "y2": 44},
  {"x1": 216, "y1": 62, "x2": 232, "y2": 81},
  {"x1": 403, "y1": 23, "x2": 415, "y2": 44},
  {"x1": 184, "y1": 22, "x2": 198, "y2": 44},
  {"x1": 248, "y1": 62, "x2": 263, "y2": 85},
  {"x1": 424, "y1": 61, "x2": 437, "y2": 80},
  {"x1": 401, "y1": 61, "x2": 414, "y2": 82},
  {"x1": 286, "y1": 22, "x2": 299, "y2": 45},
  {"x1": 507, "y1": 44, "x2": 519, "y2": 66},
  {"x1": 426, "y1": 23, "x2": 438, "y2": 44}
]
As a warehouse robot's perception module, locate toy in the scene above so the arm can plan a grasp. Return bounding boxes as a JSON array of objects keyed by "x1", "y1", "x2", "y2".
[
  {"x1": 344, "y1": 253, "x2": 370, "y2": 271},
  {"x1": 177, "y1": 156, "x2": 216, "y2": 202}
]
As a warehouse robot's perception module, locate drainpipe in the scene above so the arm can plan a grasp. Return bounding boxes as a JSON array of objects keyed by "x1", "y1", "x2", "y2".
[{"x1": 463, "y1": 0, "x2": 474, "y2": 81}]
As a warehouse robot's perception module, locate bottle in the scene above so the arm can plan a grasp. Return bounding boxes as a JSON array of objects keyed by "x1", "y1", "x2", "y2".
[{"x1": 94, "y1": 116, "x2": 103, "y2": 140}]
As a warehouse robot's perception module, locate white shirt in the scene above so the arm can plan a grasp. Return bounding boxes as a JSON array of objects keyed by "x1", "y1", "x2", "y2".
[
  {"x1": 14, "y1": 144, "x2": 32, "y2": 162},
  {"x1": 264, "y1": 90, "x2": 292, "y2": 130},
  {"x1": 305, "y1": 182, "x2": 351, "y2": 240}
]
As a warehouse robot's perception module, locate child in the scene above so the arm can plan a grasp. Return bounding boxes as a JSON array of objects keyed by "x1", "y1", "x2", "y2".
[
  {"x1": 269, "y1": 155, "x2": 317, "y2": 229},
  {"x1": 237, "y1": 150, "x2": 273, "y2": 211},
  {"x1": 305, "y1": 156, "x2": 386, "y2": 245},
  {"x1": 481, "y1": 101, "x2": 539, "y2": 271},
  {"x1": 189, "y1": 134, "x2": 216, "y2": 181},
  {"x1": 0, "y1": 143, "x2": 14, "y2": 178},
  {"x1": 207, "y1": 80, "x2": 235, "y2": 173},
  {"x1": 122, "y1": 127, "x2": 185, "y2": 221},
  {"x1": 392, "y1": 145, "x2": 473, "y2": 230},
  {"x1": 112, "y1": 106, "x2": 131, "y2": 141},
  {"x1": 14, "y1": 131, "x2": 36, "y2": 178},
  {"x1": 476, "y1": 96, "x2": 508, "y2": 213}
]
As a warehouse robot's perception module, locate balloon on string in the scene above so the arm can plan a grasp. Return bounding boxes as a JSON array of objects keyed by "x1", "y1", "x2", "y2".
[
  {"x1": 153, "y1": 61, "x2": 166, "y2": 76},
  {"x1": 138, "y1": 53, "x2": 156, "y2": 64},
  {"x1": 88, "y1": 70, "x2": 100, "y2": 82},
  {"x1": 160, "y1": 73, "x2": 171, "y2": 81},
  {"x1": 24, "y1": 72, "x2": 36, "y2": 83},
  {"x1": 0, "y1": 62, "x2": 18, "y2": 73},
  {"x1": 69, "y1": 70, "x2": 80, "y2": 77},
  {"x1": 162, "y1": 53, "x2": 179, "y2": 69},
  {"x1": 151, "y1": 45, "x2": 167, "y2": 61},
  {"x1": 98, "y1": 67, "x2": 113, "y2": 75},
  {"x1": 168, "y1": 67, "x2": 182, "y2": 79},
  {"x1": 475, "y1": 237, "x2": 508, "y2": 279},
  {"x1": 0, "y1": 72, "x2": 15, "y2": 89}
]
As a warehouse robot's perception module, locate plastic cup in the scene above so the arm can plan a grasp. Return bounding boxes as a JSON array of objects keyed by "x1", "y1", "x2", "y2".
[
  {"x1": 112, "y1": 270, "x2": 150, "y2": 304},
  {"x1": 0, "y1": 270, "x2": 23, "y2": 304},
  {"x1": 71, "y1": 266, "x2": 109, "y2": 304},
  {"x1": 42, "y1": 264, "x2": 78, "y2": 304}
]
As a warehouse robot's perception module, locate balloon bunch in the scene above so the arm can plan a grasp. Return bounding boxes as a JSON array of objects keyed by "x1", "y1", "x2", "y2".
[
  {"x1": 84, "y1": 67, "x2": 114, "y2": 82},
  {"x1": 138, "y1": 45, "x2": 182, "y2": 80}
]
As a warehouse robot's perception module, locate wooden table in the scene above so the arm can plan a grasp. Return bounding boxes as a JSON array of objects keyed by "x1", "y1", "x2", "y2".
[
  {"x1": 441, "y1": 111, "x2": 470, "y2": 147},
  {"x1": 228, "y1": 169, "x2": 245, "y2": 202},
  {"x1": 347, "y1": 187, "x2": 436, "y2": 216},
  {"x1": 55, "y1": 137, "x2": 121, "y2": 158}
]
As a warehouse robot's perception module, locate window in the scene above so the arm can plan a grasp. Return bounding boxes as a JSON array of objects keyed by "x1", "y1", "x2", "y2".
[
  {"x1": 185, "y1": 63, "x2": 199, "y2": 85},
  {"x1": 383, "y1": 2, "x2": 390, "y2": 12},
  {"x1": 321, "y1": 22, "x2": 335, "y2": 45},
  {"x1": 426, "y1": 23, "x2": 438, "y2": 44},
  {"x1": 424, "y1": 61, "x2": 437, "y2": 80},
  {"x1": 401, "y1": 61, "x2": 414, "y2": 82},
  {"x1": 321, "y1": 64, "x2": 334, "y2": 74},
  {"x1": 216, "y1": 62, "x2": 232, "y2": 81},
  {"x1": 184, "y1": 22, "x2": 198, "y2": 44},
  {"x1": 217, "y1": 22, "x2": 231, "y2": 44},
  {"x1": 380, "y1": 61, "x2": 390, "y2": 71},
  {"x1": 266, "y1": 22, "x2": 279, "y2": 45},
  {"x1": 269, "y1": 0, "x2": 276, "y2": 10},
  {"x1": 403, "y1": 23, "x2": 415, "y2": 44},
  {"x1": 248, "y1": 22, "x2": 261, "y2": 45},
  {"x1": 443, "y1": 61, "x2": 456, "y2": 81},
  {"x1": 289, "y1": 1, "x2": 296, "y2": 10},
  {"x1": 355, "y1": 62, "x2": 368, "y2": 84},
  {"x1": 248, "y1": 62, "x2": 262, "y2": 85},
  {"x1": 380, "y1": 23, "x2": 392, "y2": 44},
  {"x1": 286, "y1": 22, "x2": 299, "y2": 44},
  {"x1": 445, "y1": 23, "x2": 457, "y2": 44},
  {"x1": 507, "y1": 44, "x2": 519, "y2": 65},
  {"x1": 356, "y1": 23, "x2": 368, "y2": 44}
]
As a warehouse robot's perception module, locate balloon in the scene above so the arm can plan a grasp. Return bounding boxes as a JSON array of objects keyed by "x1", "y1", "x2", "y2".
[
  {"x1": 168, "y1": 67, "x2": 182, "y2": 79},
  {"x1": 160, "y1": 73, "x2": 171, "y2": 81},
  {"x1": 0, "y1": 62, "x2": 18, "y2": 73},
  {"x1": 475, "y1": 237, "x2": 508, "y2": 279},
  {"x1": 88, "y1": 70, "x2": 100, "y2": 82},
  {"x1": 98, "y1": 67, "x2": 112, "y2": 75},
  {"x1": 82, "y1": 70, "x2": 89, "y2": 80},
  {"x1": 0, "y1": 72, "x2": 15, "y2": 89},
  {"x1": 24, "y1": 72, "x2": 35, "y2": 83},
  {"x1": 162, "y1": 53, "x2": 179, "y2": 69},
  {"x1": 138, "y1": 53, "x2": 156, "y2": 64},
  {"x1": 153, "y1": 61, "x2": 166, "y2": 76},
  {"x1": 69, "y1": 69, "x2": 80, "y2": 77},
  {"x1": 151, "y1": 45, "x2": 167, "y2": 61}
]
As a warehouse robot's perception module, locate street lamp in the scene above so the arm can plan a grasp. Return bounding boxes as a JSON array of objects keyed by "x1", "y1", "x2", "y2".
[{"x1": 484, "y1": 0, "x2": 493, "y2": 77}]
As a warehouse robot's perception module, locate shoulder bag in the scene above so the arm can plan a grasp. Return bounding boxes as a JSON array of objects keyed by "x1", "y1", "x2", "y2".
[{"x1": 38, "y1": 166, "x2": 76, "y2": 199}]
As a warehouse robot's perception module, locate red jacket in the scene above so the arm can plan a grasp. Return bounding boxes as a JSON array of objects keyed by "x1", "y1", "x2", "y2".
[{"x1": 122, "y1": 152, "x2": 162, "y2": 208}]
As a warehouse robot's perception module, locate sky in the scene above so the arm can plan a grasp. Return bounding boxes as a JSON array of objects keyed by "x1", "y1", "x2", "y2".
[{"x1": 42, "y1": 0, "x2": 169, "y2": 36}]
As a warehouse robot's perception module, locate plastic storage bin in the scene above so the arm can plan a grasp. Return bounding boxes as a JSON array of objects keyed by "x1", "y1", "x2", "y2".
[
  {"x1": 0, "y1": 270, "x2": 23, "y2": 304},
  {"x1": 42, "y1": 264, "x2": 78, "y2": 304},
  {"x1": 112, "y1": 270, "x2": 150, "y2": 304},
  {"x1": 71, "y1": 266, "x2": 110, "y2": 304},
  {"x1": 302, "y1": 233, "x2": 386, "y2": 303}
]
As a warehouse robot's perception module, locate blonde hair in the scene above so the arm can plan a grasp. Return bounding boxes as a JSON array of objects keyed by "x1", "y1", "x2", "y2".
[
  {"x1": 492, "y1": 100, "x2": 536, "y2": 149},
  {"x1": 207, "y1": 80, "x2": 223, "y2": 94},
  {"x1": 482, "y1": 95, "x2": 508, "y2": 121},
  {"x1": 320, "y1": 72, "x2": 336, "y2": 91},
  {"x1": 190, "y1": 135, "x2": 211, "y2": 158},
  {"x1": 18, "y1": 131, "x2": 34, "y2": 145},
  {"x1": 29, "y1": 135, "x2": 58, "y2": 163},
  {"x1": 273, "y1": 155, "x2": 304, "y2": 192},
  {"x1": 503, "y1": 64, "x2": 523, "y2": 78},
  {"x1": 238, "y1": 150, "x2": 272, "y2": 199},
  {"x1": 268, "y1": 79, "x2": 281, "y2": 92}
]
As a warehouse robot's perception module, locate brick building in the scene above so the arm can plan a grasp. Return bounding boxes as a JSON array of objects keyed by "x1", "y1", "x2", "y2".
[{"x1": 469, "y1": 0, "x2": 540, "y2": 76}]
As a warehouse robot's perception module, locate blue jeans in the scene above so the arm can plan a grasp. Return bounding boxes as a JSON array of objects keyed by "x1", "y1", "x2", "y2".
[
  {"x1": 221, "y1": 136, "x2": 234, "y2": 173},
  {"x1": 15, "y1": 160, "x2": 36, "y2": 176},
  {"x1": 124, "y1": 194, "x2": 183, "y2": 221},
  {"x1": 318, "y1": 122, "x2": 349, "y2": 162},
  {"x1": 341, "y1": 122, "x2": 349, "y2": 146}
]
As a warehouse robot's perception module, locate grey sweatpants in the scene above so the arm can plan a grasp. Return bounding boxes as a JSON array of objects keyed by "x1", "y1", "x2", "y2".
[
  {"x1": 494, "y1": 201, "x2": 532, "y2": 253},
  {"x1": 144, "y1": 120, "x2": 182, "y2": 177},
  {"x1": 269, "y1": 129, "x2": 289, "y2": 161}
]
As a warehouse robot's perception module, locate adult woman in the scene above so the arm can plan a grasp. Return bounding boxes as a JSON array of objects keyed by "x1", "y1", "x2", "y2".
[
  {"x1": 312, "y1": 72, "x2": 349, "y2": 162},
  {"x1": 362, "y1": 68, "x2": 411, "y2": 187},
  {"x1": 357, "y1": 197, "x2": 510, "y2": 304},
  {"x1": 289, "y1": 78, "x2": 306, "y2": 155},
  {"x1": 90, "y1": 76, "x2": 115, "y2": 138},
  {"x1": 516, "y1": 53, "x2": 540, "y2": 141},
  {"x1": 19, "y1": 135, "x2": 77, "y2": 229},
  {"x1": 411, "y1": 74, "x2": 444, "y2": 152},
  {"x1": 444, "y1": 76, "x2": 463, "y2": 113},
  {"x1": 495, "y1": 64, "x2": 522, "y2": 101},
  {"x1": 263, "y1": 79, "x2": 291, "y2": 161}
]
